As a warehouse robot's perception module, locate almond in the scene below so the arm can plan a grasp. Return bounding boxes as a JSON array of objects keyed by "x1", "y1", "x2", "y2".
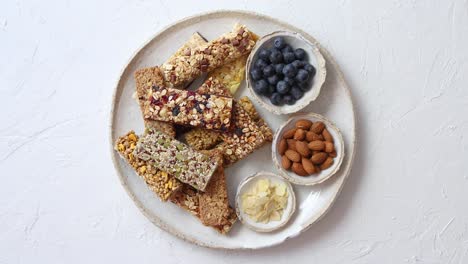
[
  {"x1": 295, "y1": 141, "x2": 311, "y2": 157},
  {"x1": 293, "y1": 128, "x2": 306, "y2": 141},
  {"x1": 320, "y1": 157, "x2": 334, "y2": 170},
  {"x1": 295, "y1": 119, "x2": 313, "y2": 130},
  {"x1": 322, "y1": 129, "x2": 334, "y2": 142},
  {"x1": 292, "y1": 162, "x2": 308, "y2": 176},
  {"x1": 278, "y1": 139, "x2": 287, "y2": 155},
  {"x1": 283, "y1": 128, "x2": 296, "y2": 139},
  {"x1": 287, "y1": 139, "x2": 297, "y2": 151},
  {"x1": 285, "y1": 149, "x2": 301, "y2": 162},
  {"x1": 312, "y1": 150, "x2": 320, "y2": 155},
  {"x1": 308, "y1": 140, "x2": 325, "y2": 151},
  {"x1": 310, "y1": 122, "x2": 325, "y2": 134},
  {"x1": 311, "y1": 152, "x2": 328, "y2": 164},
  {"x1": 324, "y1": 141, "x2": 335, "y2": 153},
  {"x1": 315, "y1": 165, "x2": 322, "y2": 173},
  {"x1": 329, "y1": 150, "x2": 337, "y2": 158},
  {"x1": 281, "y1": 155, "x2": 292, "y2": 169},
  {"x1": 306, "y1": 131, "x2": 322, "y2": 142},
  {"x1": 302, "y1": 158, "x2": 316, "y2": 174}
]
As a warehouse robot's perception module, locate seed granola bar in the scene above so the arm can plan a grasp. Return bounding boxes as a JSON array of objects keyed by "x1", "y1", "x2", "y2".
[
  {"x1": 134, "y1": 130, "x2": 219, "y2": 191},
  {"x1": 144, "y1": 86, "x2": 234, "y2": 131},
  {"x1": 114, "y1": 131, "x2": 182, "y2": 201},
  {"x1": 160, "y1": 24, "x2": 256, "y2": 87}
]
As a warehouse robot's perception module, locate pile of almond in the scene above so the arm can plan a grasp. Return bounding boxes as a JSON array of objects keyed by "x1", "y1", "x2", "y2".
[{"x1": 278, "y1": 119, "x2": 336, "y2": 176}]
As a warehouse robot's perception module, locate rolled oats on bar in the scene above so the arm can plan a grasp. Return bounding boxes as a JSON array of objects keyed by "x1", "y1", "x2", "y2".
[
  {"x1": 238, "y1": 96, "x2": 273, "y2": 142},
  {"x1": 144, "y1": 86, "x2": 234, "y2": 131},
  {"x1": 114, "y1": 131, "x2": 182, "y2": 201},
  {"x1": 134, "y1": 130, "x2": 219, "y2": 191}
]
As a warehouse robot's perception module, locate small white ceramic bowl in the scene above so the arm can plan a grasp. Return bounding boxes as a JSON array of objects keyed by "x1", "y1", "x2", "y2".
[
  {"x1": 246, "y1": 31, "x2": 327, "y2": 115},
  {"x1": 272, "y1": 113, "x2": 345, "y2": 186},
  {"x1": 235, "y1": 171, "x2": 296, "y2": 233}
]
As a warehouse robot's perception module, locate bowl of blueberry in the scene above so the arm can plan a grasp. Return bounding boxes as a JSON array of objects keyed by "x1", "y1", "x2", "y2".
[{"x1": 246, "y1": 31, "x2": 326, "y2": 114}]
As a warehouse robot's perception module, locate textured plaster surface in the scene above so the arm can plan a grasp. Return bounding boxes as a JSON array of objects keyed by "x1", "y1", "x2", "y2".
[{"x1": 1, "y1": 0, "x2": 468, "y2": 263}]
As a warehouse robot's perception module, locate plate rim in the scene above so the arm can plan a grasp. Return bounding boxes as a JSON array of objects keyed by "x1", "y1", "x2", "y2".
[{"x1": 108, "y1": 9, "x2": 357, "y2": 250}]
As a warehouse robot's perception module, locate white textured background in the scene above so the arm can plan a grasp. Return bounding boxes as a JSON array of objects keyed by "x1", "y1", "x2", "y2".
[{"x1": 1, "y1": 0, "x2": 468, "y2": 263}]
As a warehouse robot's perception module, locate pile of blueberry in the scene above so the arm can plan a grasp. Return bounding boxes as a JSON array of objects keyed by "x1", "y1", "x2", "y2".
[{"x1": 250, "y1": 37, "x2": 316, "y2": 106}]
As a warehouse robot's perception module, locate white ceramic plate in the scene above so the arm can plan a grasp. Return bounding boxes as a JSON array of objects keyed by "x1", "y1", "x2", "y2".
[{"x1": 109, "y1": 10, "x2": 356, "y2": 249}]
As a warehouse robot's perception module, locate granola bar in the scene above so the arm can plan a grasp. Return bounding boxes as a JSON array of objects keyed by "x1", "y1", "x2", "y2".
[
  {"x1": 144, "y1": 86, "x2": 234, "y2": 131},
  {"x1": 134, "y1": 67, "x2": 176, "y2": 137},
  {"x1": 215, "y1": 102, "x2": 266, "y2": 166},
  {"x1": 238, "y1": 96, "x2": 273, "y2": 142},
  {"x1": 207, "y1": 54, "x2": 248, "y2": 95},
  {"x1": 183, "y1": 128, "x2": 221, "y2": 150},
  {"x1": 114, "y1": 131, "x2": 182, "y2": 201},
  {"x1": 169, "y1": 185, "x2": 237, "y2": 234},
  {"x1": 134, "y1": 130, "x2": 219, "y2": 191},
  {"x1": 160, "y1": 24, "x2": 256, "y2": 87},
  {"x1": 198, "y1": 150, "x2": 232, "y2": 226}
]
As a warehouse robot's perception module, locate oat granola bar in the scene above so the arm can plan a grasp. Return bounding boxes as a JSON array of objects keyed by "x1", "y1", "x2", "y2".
[
  {"x1": 238, "y1": 96, "x2": 273, "y2": 142},
  {"x1": 183, "y1": 128, "x2": 221, "y2": 151},
  {"x1": 114, "y1": 131, "x2": 182, "y2": 201},
  {"x1": 215, "y1": 102, "x2": 266, "y2": 166},
  {"x1": 198, "y1": 150, "x2": 232, "y2": 226},
  {"x1": 207, "y1": 54, "x2": 249, "y2": 95},
  {"x1": 144, "y1": 86, "x2": 234, "y2": 131},
  {"x1": 134, "y1": 130, "x2": 219, "y2": 191},
  {"x1": 160, "y1": 24, "x2": 256, "y2": 87}
]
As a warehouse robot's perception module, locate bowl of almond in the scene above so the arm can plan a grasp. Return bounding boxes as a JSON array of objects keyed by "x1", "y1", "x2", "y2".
[{"x1": 272, "y1": 113, "x2": 345, "y2": 186}]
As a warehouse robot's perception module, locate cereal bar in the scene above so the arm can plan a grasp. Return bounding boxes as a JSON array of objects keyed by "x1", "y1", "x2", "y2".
[
  {"x1": 160, "y1": 24, "x2": 256, "y2": 87},
  {"x1": 144, "y1": 86, "x2": 234, "y2": 131},
  {"x1": 183, "y1": 128, "x2": 221, "y2": 151},
  {"x1": 114, "y1": 131, "x2": 182, "y2": 201},
  {"x1": 207, "y1": 54, "x2": 249, "y2": 95},
  {"x1": 134, "y1": 130, "x2": 219, "y2": 191}
]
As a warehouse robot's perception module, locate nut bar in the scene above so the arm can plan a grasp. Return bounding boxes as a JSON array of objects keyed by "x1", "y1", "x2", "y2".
[
  {"x1": 134, "y1": 130, "x2": 219, "y2": 191},
  {"x1": 238, "y1": 96, "x2": 273, "y2": 142},
  {"x1": 144, "y1": 86, "x2": 234, "y2": 131},
  {"x1": 160, "y1": 24, "x2": 256, "y2": 87},
  {"x1": 198, "y1": 150, "x2": 233, "y2": 226},
  {"x1": 114, "y1": 131, "x2": 182, "y2": 201}
]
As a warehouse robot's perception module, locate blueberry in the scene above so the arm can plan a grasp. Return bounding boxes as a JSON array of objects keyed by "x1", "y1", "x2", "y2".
[
  {"x1": 255, "y1": 59, "x2": 268, "y2": 70},
  {"x1": 292, "y1": 60, "x2": 305, "y2": 69},
  {"x1": 258, "y1": 48, "x2": 271, "y2": 61},
  {"x1": 283, "y1": 94, "x2": 296, "y2": 105},
  {"x1": 281, "y1": 45, "x2": 293, "y2": 53},
  {"x1": 250, "y1": 68, "x2": 263, "y2": 81},
  {"x1": 294, "y1": 48, "x2": 307, "y2": 60},
  {"x1": 266, "y1": 85, "x2": 276, "y2": 96},
  {"x1": 270, "y1": 93, "x2": 284, "y2": 106},
  {"x1": 273, "y1": 37, "x2": 286, "y2": 49},
  {"x1": 283, "y1": 52, "x2": 296, "y2": 64},
  {"x1": 282, "y1": 64, "x2": 298, "y2": 78},
  {"x1": 283, "y1": 76, "x2": 295, "y2": 86},
  {"x1": 276, "y1": 80, "x2": 291, "y2": 94},
  {"x1": 253, "y1": 79, "x2": 269, "y2": 95},
  {"x1": 263, "y1": 65, "x2": 275, "y2": 77},
  {"x1": 172, "y1": 105, "x2": 180, "y2": 116},
  {"x1": 298, "y1": 81, "x2": 311, "y2": 91},
  {"x1": 267, "y1": 75, "x2": 280, "y2": 86},
  {"x1": 274, "y1": 63, "x2": 285, "y2": 75},
  {"x1": 291, "y1": 86, "x2": 304, "y2": 100},
  {"x1": 269, "y1": 49, "x2": 283, "y2": 64},
  {"x1": 295, "y1": 69, "x2": 310, "y2": 83},
  {"x1": 304, "y1": 63, "x2": 316, "y2": 77}
]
